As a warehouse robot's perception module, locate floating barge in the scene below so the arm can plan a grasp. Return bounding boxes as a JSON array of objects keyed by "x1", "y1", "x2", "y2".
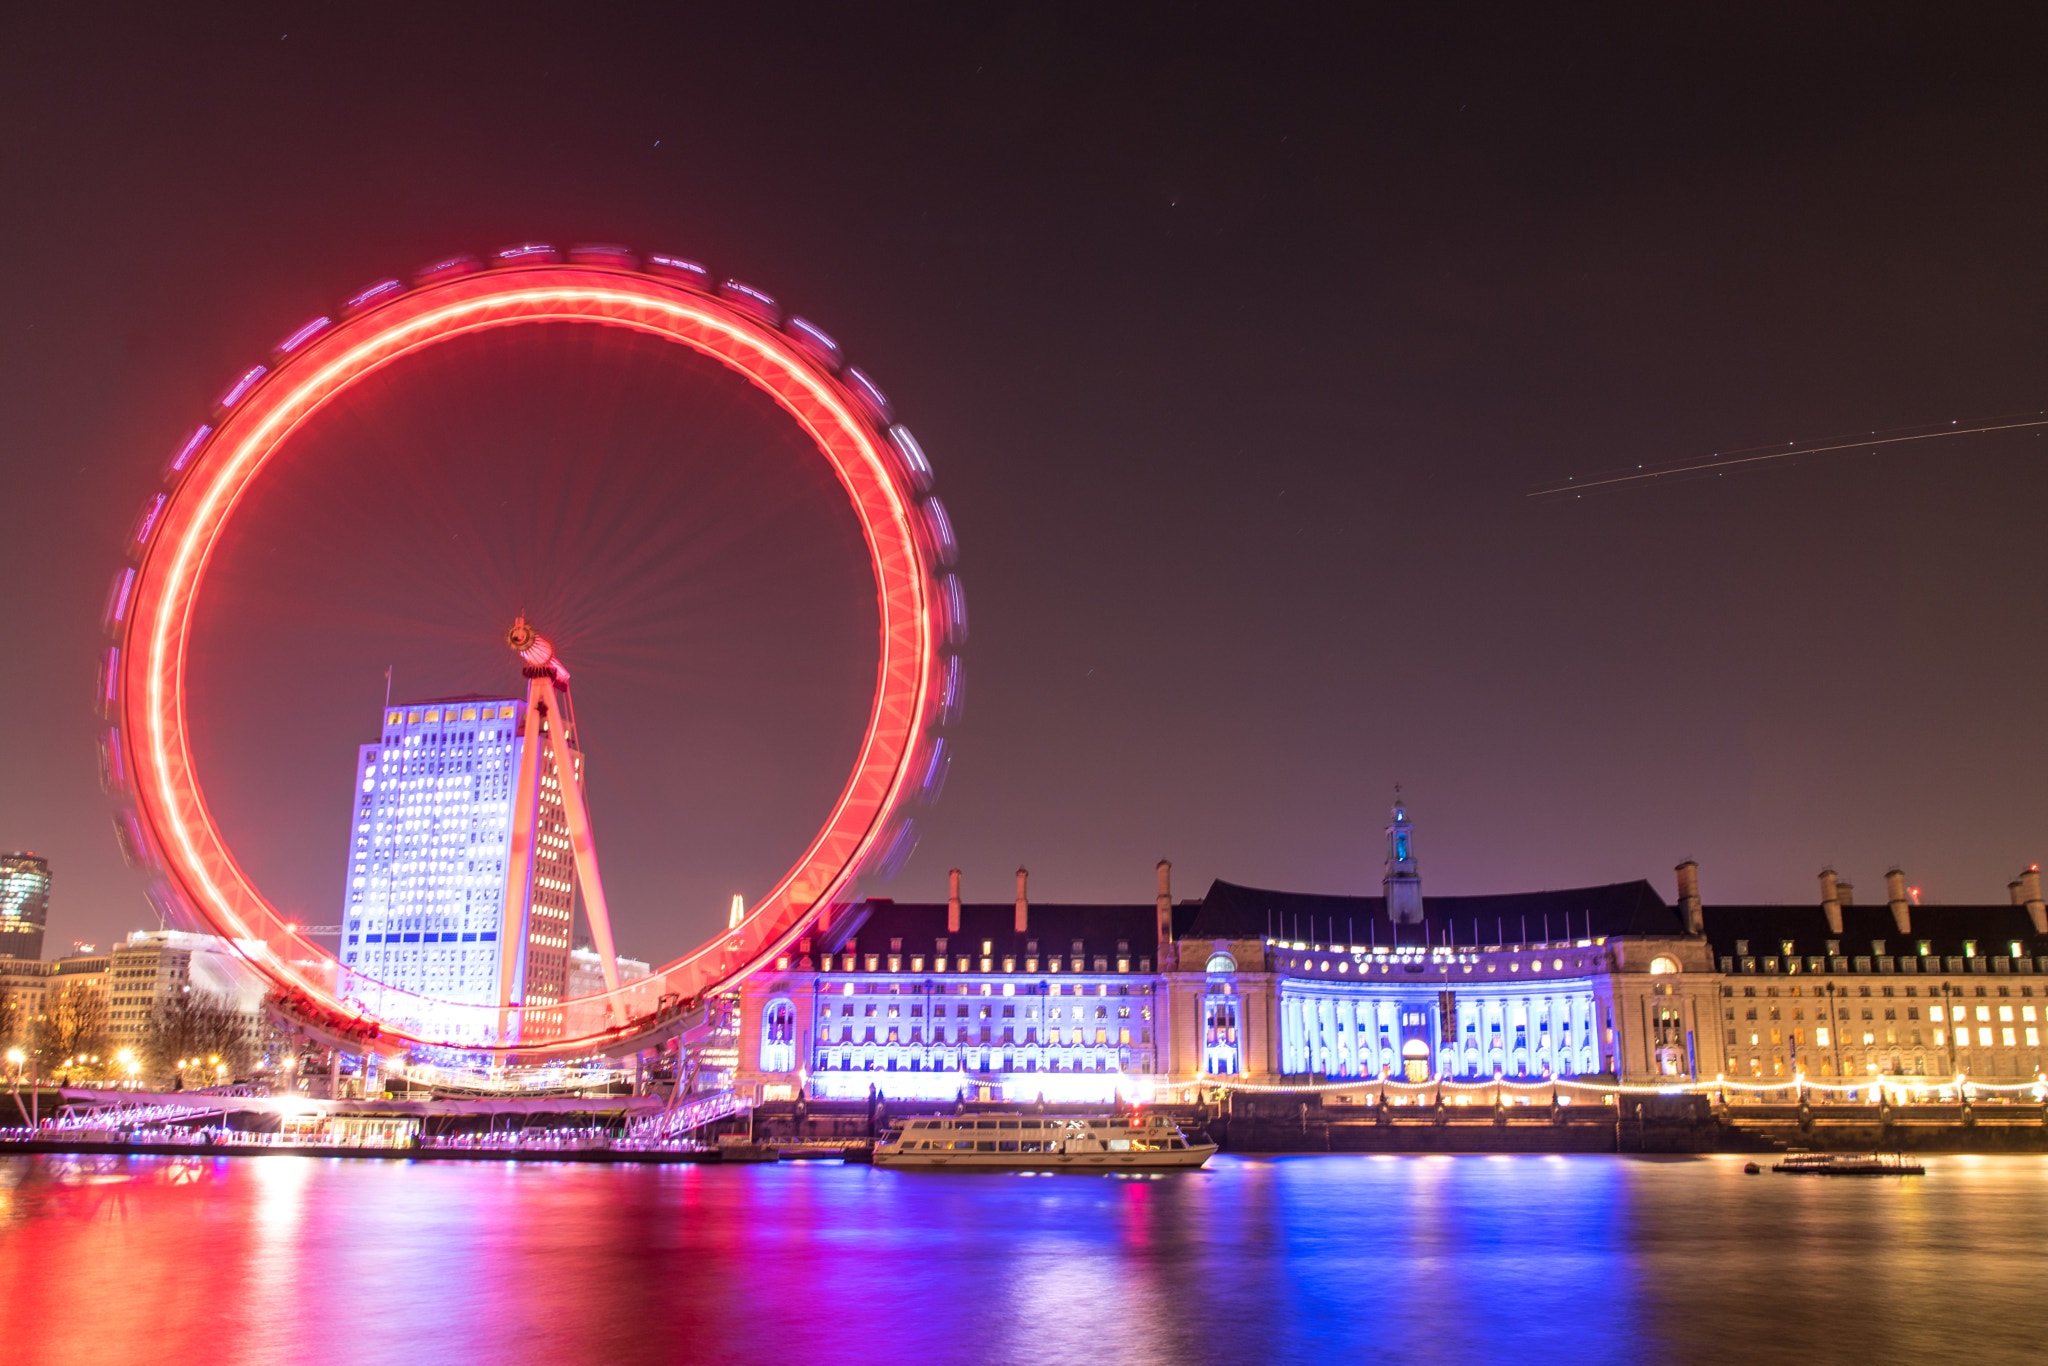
[{"x1": 1772, "y1": 1151, "x2": 1925, "y2": 1176}]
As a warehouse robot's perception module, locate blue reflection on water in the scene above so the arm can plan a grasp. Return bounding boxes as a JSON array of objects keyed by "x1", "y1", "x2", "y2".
[{"x1": 2, "y1": 1153, "x2": 2046, "y2": 1365}]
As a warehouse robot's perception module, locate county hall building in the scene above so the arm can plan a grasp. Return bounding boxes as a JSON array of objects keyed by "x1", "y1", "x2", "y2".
[{"x1": 733, "y1": 797, "x2": 2048, "y2": 1102}]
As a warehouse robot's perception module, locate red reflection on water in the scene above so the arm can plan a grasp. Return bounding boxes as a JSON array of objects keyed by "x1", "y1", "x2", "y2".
[{"x1": 4, "y1": 1154, "x2": 2048, "y2": 1366}]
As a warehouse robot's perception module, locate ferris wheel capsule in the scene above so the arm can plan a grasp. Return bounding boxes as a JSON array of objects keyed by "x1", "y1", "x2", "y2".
[
  {"x1": 271, "y1": 316, "x2": 332, "y2": 357},
  {"x1": 784, "y1": 316, "x2": 844, "y2": 372},
  {"x1": 343, "y1": 278, "x2": 404, "y2": 314},
  {"x1": 126, "y1": 493, "x2": 167, "y2": 560},
  {"x1": 412, "y1": 253, "x2": 482, "y2": 285},
  {"x1": 162, "y1": 424, "x2": 212, "y2": 486},
  {"x1": 646, "y1": 254, "x2": 712, "y2": 290},
  {"x1": 718, "y1": 278, "x2": 781, "y2": 325},
  {"x1": 101, "y1": 566, "x2": 136, "y2": 638},
  {"x1": 493, "y1": 243, "x2": 560, "y2": 266},
  {"x1": 920, "y1": 495, "x2": 959, "y2": 565},
  {"x1": 568, "y1": 243, "x2": 638, "y2": 268},
  {"x1": 843, "y1": 366, "x2": 893, "y2": 425},
  {"x1": 886, "y1": 424, "x2": 934, "y2": 492}
]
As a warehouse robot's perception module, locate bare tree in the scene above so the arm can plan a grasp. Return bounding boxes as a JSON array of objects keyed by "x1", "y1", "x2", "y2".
[
  {"x1": 33, "y1": 983, "x2": 111, "y2": 1072},
  {"x1": 141, "y1": 990, "x2": 254, "y2": 1084}
]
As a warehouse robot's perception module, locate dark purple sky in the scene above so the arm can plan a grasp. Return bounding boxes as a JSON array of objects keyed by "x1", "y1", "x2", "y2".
[{"x1": 3, "y1": 6, "x2": 2046, "y2": 964}]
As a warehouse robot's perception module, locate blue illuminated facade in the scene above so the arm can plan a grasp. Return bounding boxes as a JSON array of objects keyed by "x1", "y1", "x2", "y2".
[
  {"x1": 337, "y1": 695, "x2": 576, "y2": 1043},
  {"x1": 736, "y1": 885, "x2": 1165, "y2": 1103},
  {"x1": 728, "y1": 799, "x2": 2048, "y2": 1100},
  {"x1": 733, "y1": 800, "x2": 1722, "y2": 1100},
  {"x1": 1273, "y1": 954, "x2": 1602, "y2": 1081}
]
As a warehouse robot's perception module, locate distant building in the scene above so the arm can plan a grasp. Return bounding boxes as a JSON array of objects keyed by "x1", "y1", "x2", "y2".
[
  {"x1": 0, "y1": 948, "x2": 110, "y2": 1048},
  {"x1": 0, "y1": 854, "x2": 50, "y2": 960},
  {"x1": 566, "y1": 946, "x2": 651, "y2": 1002},
  {"x1": 337, "y1": 697, "x2": 580, "y2": 1044},
  {"x1": 106, "y1": 930, "x2": 270, "y2": 1051},
  {"x1": 730, "y1": 797, "x2": 2048, "y2": 1102}
]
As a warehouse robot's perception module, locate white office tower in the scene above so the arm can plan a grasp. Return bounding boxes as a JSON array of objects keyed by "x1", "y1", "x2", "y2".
[
  {"x1": 108, "y1": 929, "x2": 272, "y2": 1048},
  {"x1": 337, "y1": 696, "x2": 578, "y2": 1044}
]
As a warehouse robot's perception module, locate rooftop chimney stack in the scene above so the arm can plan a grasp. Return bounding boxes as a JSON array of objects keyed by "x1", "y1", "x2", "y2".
[
  {"x1": 947, "y1": 868, "x2": 961, "y2": 934},
  {"x1": 1819, "y1": 868, "x2": 1843, "y2": 935},
  {"x1": 1015, "y1": 867, "x2": 1029, "y2": 934},
  {"x1": 1675, "y1": 860, "x2": 1703, "y2": 935},
  {"x1": 1886, "y1": 868, "x2": 1911, "y2": 934},
  {"x1": 2010, "y1": 879, "x2": 2026, "y2": 906},
  {"x1": 1156, "y1": 860, "x2": 1174, "y2": 953},
  {"x1": 1837, "y1": 879, "x2": 1854, "y2": 907},
  {"x1": 2023, "y1": 866, "x2": 2047, "y2": 936}
]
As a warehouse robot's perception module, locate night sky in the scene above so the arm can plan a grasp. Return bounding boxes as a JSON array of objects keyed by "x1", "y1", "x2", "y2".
[{"x1": 4, "y1": 6, "x2": 2046, "y2": 966}]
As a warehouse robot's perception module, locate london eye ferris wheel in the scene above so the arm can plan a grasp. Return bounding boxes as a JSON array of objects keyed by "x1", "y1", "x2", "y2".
[{"x1": 97, "y1": 244, "x2": 964, "y2": 1061}]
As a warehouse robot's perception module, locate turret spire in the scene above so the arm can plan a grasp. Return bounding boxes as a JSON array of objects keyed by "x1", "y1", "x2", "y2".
[{"x1": 1384, "y1": 786, "x2": 1424, "y2": 924}]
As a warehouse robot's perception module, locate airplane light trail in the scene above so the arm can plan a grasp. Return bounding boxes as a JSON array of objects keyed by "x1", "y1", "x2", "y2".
[{"x1": 1528, "y1": 413, "x2": 2048, "y2": 499}]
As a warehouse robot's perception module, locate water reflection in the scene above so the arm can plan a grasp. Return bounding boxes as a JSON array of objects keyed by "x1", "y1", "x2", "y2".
[{"x1": 1, "y1": 1153, "x2": 2044, "y2": 1365}]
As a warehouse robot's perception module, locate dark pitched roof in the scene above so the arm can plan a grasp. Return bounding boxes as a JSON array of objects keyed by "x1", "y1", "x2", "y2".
[
  {"x1": 820, "y1": 900, "x2": 1162, "y2": 957},
  {"x1": 816, "y1": 884, "x2": 2048, "y2": 962},
  {"x1": 1183, "y1": 878, "x2": 1681, "y2": 945},
  {"x1": 1702, "y1": 903, "x2": 2048, "y2": 959}
]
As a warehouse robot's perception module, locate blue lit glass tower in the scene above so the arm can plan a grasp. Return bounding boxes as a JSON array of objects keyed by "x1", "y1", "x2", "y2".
[{"x1": 337, "y1": 696, "x2": 577, "y2": 1043}]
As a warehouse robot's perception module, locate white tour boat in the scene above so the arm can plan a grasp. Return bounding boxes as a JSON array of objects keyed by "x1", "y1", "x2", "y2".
[{"x1": 873, "y1": 1112, "x2": 1217, "y2": 1170}]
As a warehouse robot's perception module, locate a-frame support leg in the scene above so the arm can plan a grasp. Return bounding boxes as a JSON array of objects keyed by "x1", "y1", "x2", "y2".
[
  {"x1": 494, "y1": 675, "x2": 548, "y2": 1045},
  {"x1": 537, "y1": 677, "x2": 624, "y2": 1002}
]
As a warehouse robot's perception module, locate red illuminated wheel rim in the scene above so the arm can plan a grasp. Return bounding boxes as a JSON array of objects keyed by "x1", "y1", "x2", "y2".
[{"x1": 100, "y1": 251, "x2": 962, "y2": 1058}]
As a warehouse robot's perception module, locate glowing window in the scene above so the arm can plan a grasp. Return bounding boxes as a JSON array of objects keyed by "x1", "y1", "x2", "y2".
[
  {"x1": 760, "y1": 999, "x2": 796, "y2": 1072},
  {"x1": 1649, "y1": 956, "x2": 1680, "y2": 975}
]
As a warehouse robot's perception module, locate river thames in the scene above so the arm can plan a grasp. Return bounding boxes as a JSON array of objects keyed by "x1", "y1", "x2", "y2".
[{"x1": 1, "y1": 1152, "x2": 2043, "y2": 1364}]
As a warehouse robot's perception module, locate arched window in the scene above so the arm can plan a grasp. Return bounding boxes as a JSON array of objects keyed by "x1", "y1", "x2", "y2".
[
  {"x1": 760, "y1": 999, "x2": 796, "y2": 1073},
  {"x1": 1206, "y1": 951, "x2": 1236, "y2": 974},
  {"x1": 1649, "y1": 956, "x2": 1680, "y2": 975}
]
